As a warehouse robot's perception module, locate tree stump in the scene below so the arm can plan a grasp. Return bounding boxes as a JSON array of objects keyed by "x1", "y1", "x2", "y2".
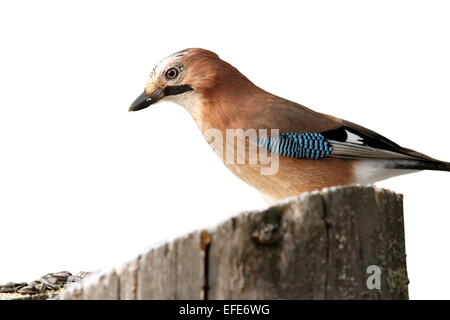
[{"x1": 57, "y1": 185, "x2": 408, "y2": 300}]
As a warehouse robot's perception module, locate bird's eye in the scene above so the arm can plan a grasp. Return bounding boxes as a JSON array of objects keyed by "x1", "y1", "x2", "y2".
[{"x1": 165, "y1": 67, "x2": 179, "y2": 80}]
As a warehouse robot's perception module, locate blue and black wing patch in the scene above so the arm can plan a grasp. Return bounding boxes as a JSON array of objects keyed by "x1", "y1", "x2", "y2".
[
  {"x1": 257, "y1": 127, "x2": 428, "y2": 161},
  {"x1": 257, "y1": 133, "x2": 333, "y2": 159},
  {"x1": 256, "y1": 126, "x2": 449, "y2": 170}
]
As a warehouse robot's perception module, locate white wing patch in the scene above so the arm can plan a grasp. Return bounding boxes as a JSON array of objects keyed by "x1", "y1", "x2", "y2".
[{"x1": 344, "y1": 130, "x2": 364, "y2": 145}]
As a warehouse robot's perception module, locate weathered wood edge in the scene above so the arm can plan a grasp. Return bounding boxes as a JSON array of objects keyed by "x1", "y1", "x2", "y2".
[{"x1": 56, "y1": 185, "x2": 409, "y2": 300}]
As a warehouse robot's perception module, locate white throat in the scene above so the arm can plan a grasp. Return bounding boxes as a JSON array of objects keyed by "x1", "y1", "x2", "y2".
[{"x1": 164, "y1": 91, "x2": 204, "y2": 125}]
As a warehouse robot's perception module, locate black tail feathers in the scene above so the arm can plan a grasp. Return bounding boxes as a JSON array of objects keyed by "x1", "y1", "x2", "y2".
[{"x1": 393, "y1": 159, "x2": 450, "y2": 172}]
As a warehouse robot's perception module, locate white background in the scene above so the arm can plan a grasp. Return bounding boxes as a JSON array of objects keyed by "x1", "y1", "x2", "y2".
[{"x1": 0, "y1": 0, "x2": 449, "y2": 299}]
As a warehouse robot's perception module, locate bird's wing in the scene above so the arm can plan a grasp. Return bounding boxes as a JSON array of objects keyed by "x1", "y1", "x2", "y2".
[
  {"x1": 252, "y1": 100, "x2": 437, "y2": 162},
  {"x1": 321, "y1": 123, "x2": 433, "y2": 161}
]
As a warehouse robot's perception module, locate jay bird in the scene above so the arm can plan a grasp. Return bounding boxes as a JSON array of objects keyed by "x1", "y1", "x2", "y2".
[{"x1": 129, "y1": 48, "x2": 449, "y2": 202}]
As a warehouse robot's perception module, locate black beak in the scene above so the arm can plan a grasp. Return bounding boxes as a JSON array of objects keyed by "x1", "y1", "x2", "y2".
[
  {"x1": 129, "y1": 85, "x2": 194, "y2": 112},
  {"x1": 129, "y1": 88, "x2": 165, "y2": 112}
]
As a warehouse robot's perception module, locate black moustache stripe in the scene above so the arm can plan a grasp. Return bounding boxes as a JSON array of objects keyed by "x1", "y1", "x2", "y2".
[{"x1": 164, "y1": 85, "x2": 194, "y2": 96}]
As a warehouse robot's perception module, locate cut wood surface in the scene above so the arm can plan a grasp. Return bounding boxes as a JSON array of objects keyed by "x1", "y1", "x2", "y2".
[{"x1": 57, "y1": 185, "x2": 408, "y2": 300}]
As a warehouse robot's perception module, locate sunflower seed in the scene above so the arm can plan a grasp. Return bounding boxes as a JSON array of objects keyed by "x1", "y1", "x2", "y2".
[
  {"x1": 51, "y1": 272, "x2": 72, "y2": 280},
  {"x1": 18, "y1": 285, "x2": 38, "y2": 294},
  {"x1": 0, "y1": 287, "x2": 16, "y2": 293},
  {"x1": 40, "y1": 277, "x2": 58, "y2": 289},
  {"x1": 14, "y1": 282, "x2": 28, "y2": 288}
]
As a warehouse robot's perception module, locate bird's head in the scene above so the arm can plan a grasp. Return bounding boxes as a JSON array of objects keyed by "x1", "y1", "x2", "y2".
[
  {"x1": 129, "y1": 48, "x2": 219, "y2": 112},
  {"x1": 129, "y1": 48, "x2": 256, "y2": 113}
]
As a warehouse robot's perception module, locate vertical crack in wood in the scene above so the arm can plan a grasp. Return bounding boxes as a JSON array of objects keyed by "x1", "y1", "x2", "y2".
[
  {"x1": 200, "y1": 230, "x2": 212, "y2": 300},
  {"x1": 203, "y1": 240, "x2": 211, "y2": 300}
]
